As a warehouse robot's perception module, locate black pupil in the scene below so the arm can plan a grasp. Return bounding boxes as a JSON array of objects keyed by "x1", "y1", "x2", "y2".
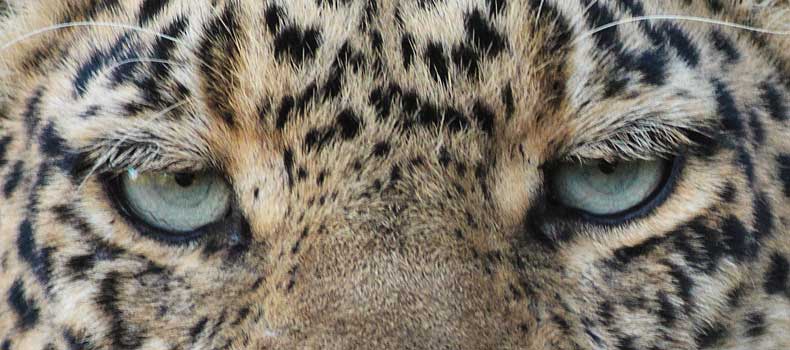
[
  {"x1": 174, "y1": 173, "x2": 196, "y2": 187},
  {"x1": 598, "y1": 161, "x2": 618, "y2": 175}
]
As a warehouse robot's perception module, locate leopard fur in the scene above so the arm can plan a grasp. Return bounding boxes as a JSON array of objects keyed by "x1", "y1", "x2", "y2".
[{"x1": 0, "y1": 0, "x2": 788, "y2": 349}]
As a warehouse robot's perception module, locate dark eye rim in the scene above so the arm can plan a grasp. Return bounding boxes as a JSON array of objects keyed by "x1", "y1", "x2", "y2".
[
  {"x1": 100, "y1": 171, "x2": 237, "y2": 244},
  {"x1": 545, "y1": 154, "x2": 686, "y2": 225}
]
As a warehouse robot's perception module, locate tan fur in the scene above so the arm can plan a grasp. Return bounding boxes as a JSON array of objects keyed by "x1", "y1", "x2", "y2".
[{"x1": 0, "y1": 0, "x2": 788, "y2": 349}]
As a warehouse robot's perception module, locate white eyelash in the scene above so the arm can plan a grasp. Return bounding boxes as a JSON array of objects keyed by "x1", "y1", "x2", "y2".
[{"x1": 127, "y1": 167, "x2": 140, "y2": 181}]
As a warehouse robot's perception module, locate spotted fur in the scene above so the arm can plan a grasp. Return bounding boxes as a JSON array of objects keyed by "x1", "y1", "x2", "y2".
[{"x1": 0, "y1": 0, "x2": 788, "y2": 349}]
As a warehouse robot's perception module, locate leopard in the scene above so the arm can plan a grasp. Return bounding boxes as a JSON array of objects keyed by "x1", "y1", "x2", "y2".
[{"x1": 0, "y1": 0, "x2": 788, "y2": 349}]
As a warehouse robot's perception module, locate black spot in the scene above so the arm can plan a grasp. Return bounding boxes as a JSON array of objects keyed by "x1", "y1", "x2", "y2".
[
  {"x1": 748, "y1": 109, "x2": 766, "y2": 146},
  {"x1": 759, "y1": 82, "x2": 787, "y2": 122},
  {"x1": 464, "y1": 9, "x2": 506, "y2": 56},
  {"x1": 23, "y1": 88, "x2": 44, "y2": 138},
  {"x1": 472, "y1": 101, "x2": 495, "y2": 134},
  {"x1": 616, "y1": 336, "x2": 637, "y2": 350},
  {"x1": 710, "y1": 30, "x2": 740, "y2": 64},
  {"x1": 438, "y1": 147, "x2": 452, "y2": 167},
  {"x1": 417, "y1": 101, "x2": 440, "y2": 126},
  {"x1": 3, "y1": 161, "x2": 23, "y2": 198},
  {"x1": 63, "y1": 329, "x2": 95, "y2": 350},
  {"x1": 424, "y1": 41, "x2": 449, "y2": 84},
  {"x1": 444, "y1": 107, "x2": 469, "y2": 132},
  {"x1": 28, "y1": 162, "x2": 52, "y2": 214},
  {"x1": 138, "y1": 0, "x2": 169, "y2": 25},
  {"x1": 501, "y1": 83, "x2": 515, "y2": 119},
  {"x1": 295, "y1": 82, "x2": 318, "y2": 112},
  {"x1": 264, "y1": 4, "x2": 284, "y2": 34},
  {"x1": 147, "y1": 16, "x2": 189, "y2": 79},
  {"x1": 721, "y1": 216, "x2": 757, "y2": 261},
  {"x1": 714, "y1": 80, "x2": 742, "y2": 135},
  {"x1": 74, "y1": 34, "x2": 135, "y2": 97},
  {"x1": 273, "y1": 25, "x2": 322, "y2": 65},
  {"x1": 581, "y1": 0, "x2": 619, "y2": 51},
  {"x1": 296, "y1": 167, "x2": 308, "y2": 181},
  {"x1": 662, "y1": 23, "x2": 700, "y2": 67},
  {"x1": 372, "y1": 141, "x2": 390, "y2": 157},
  {"x1": 603, "y1": 77, "x2": 629, "y2": 98},
  {"x1": 672, "y1": 221, "x2": 719, "y2": 272},
  {"x1": 17, "y1": 219, "x2": 52, "y2": 285},
  {"x1": 304, "y1": 127, "x2": 336, "y2": 153},
  {"x1": 695, "y1": 322, "x2": 728, "y2": 349},
  {"x1": 401, "y1": 33, "x2": 416, "y2": 69},
  {"x1": 283, "y1": 148, "x2": 294, "y2": 188},
  {"x1": 634, "y1": 48, "x2": 668, "y2": 85},
  {"x1": 736, "y1": 148, "x2": 755, "y2": 185},
  {"x1": 390, "y1": 165, "x2": 401, "y2": 183},
  {"x1": 752, "y1": 193, "x2": 773, "y2": 240},
  {"x1": 39, "y1": 122, "x2": 66, "y2": 158},
  {"x1": 0, "y1": 340, "x2": 9, "y2": 350},
  {"x1": 719, "y1": 182, "x2": 736, "y2": 202},
  {"x1": 764, "y1": 253, "x2": 789, "y2": 296},
  {"x1": 370, "y1": 84, "x2": 402, "y2": 120},
  {"x1": 276, "y1": 96, "x2": 295, "y2": 129},
  {"x1": 97, "y1": 272, "x2": 145, "y2": 349},
  {"x1": 617, "y1": 0, "x2": 645, "y2": 15},
  {"x1": 286, "y1": 266, "x2": 298, "y2": 292},
  {"x1": 190, "y1": 317, "x2": 208, "y2": 340},
  {"x1": 7, "y1": 279, "x2": 40, "y2": 329},
  {"x1": 0, "y1": 136, "x2": 12, "y2": 168},
  {"x1": 487, "y1": 0, "x2": 506, "y2": 15},
  {"x1": 744, "y1": 312, "x2": 766, "y2": 337},
  {"x1": 66, "y1": 254, "x2": 98, "y2": 276},
  {"x1": 778, "y1": 154, "x2": 790, "y2": 197},
  {"x1": 451, "y1": 44, "x2": 479, "y2": 78},
  {"x1": 198, "y1": 8, "x2": 242, "y2": 127},
  {"x1": 369, "y1": 30, "x2": 383, "y2": 53},
  {"x1": 336, "y1": 109, "x2": 361, "y2": 139},
  {"x1": 656, "y1": 292, "x2": 676, "y2": 327},
  {"x1": 706, "y1": 0, "x2": 724, "y2": 13},
  {"x1": 65, "y1": 0, "x2": 122, "y2": 21},
  {"x1": 665, "y1": 261, "x2": 695, "y2": 307},
  {"x1": 726, "y1": 284, "x2": 747, "y2": 308},
  {"x1": 598, "y1": 300, "x2": 614, "y2": 326},
  {"x1": 321, "y1": 44, "x2": 356, "y2": 99},
  {"x1": 401, "y1": 90, "x2": 420, "y2": 117}
]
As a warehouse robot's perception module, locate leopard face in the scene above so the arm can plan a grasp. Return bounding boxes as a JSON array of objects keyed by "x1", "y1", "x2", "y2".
[{"x1": 0, "y1": 0, "x2": 788, "y2": 349}]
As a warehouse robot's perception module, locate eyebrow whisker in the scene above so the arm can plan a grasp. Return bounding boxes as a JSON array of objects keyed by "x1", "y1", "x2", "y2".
[
  {"x1": 77, "y1": 99, "x2": 192, "y2": 191},
  {"x1": 1, "y1": 21, "x2": 186, "y2": 52},
  {"x1": 574, "y1": 14, "x2": 790, "y2": 45}
]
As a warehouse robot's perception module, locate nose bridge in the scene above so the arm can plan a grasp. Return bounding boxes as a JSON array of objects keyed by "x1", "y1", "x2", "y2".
[
  {"x1": 250, "y1": 153, "x2": 564, "y2": 348},
  {"x1": 241, "y1": 147, "x2": 472, "y2": 337}
]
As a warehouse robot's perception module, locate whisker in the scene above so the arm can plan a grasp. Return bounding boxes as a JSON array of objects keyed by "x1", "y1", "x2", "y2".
[
  {"x1": 573, "y1": 14, "x2": 790, "y2": 44},
  {"x1": 1, "y1": 21, "x2": 185, "y2": 52},
  {"x1": 534, "y1": 0, "x2": 546, "y2": 28}
]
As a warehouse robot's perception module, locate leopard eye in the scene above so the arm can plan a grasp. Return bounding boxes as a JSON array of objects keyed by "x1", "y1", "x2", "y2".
[
  {"x1": 120, "y1": 171, "x2": 232, "y2": 233},
  {"x1": 550, "y1": 159, "x2": 669, "y2": 216}
]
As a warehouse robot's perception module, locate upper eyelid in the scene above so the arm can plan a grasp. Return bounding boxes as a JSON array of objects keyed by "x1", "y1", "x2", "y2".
[
  {"x1": 77, "y1": 139, "x2": 211, "y2": 178},
  {"x1": 561, "y1": 123, "x2": 711, "y2": 162}
]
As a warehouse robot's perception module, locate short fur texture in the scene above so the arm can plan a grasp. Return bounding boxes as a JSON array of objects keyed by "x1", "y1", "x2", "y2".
[{"x1": 0, "y1": 0, "x2": 788, "y2": 349}]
